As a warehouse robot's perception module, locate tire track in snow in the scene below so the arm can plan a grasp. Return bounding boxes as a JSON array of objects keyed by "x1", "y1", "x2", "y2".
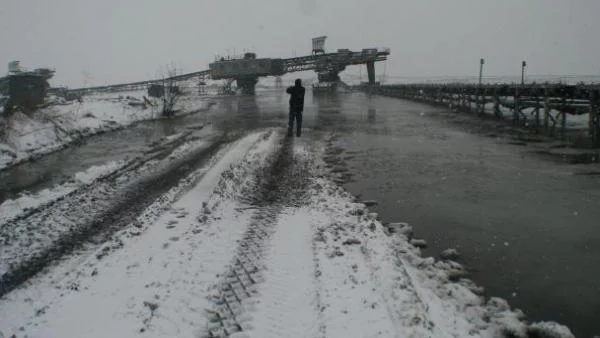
[
  {"x1": 241, "y1": 208, "x2": 320, "y2": 338},
  {"x1": 0, "y1": 132, "x2": 233, "y2": 297},
  {"x1": 0, "y1": 130, "x2": 277, "y2": 337},
  {"x1": 204, "y1": 138, "x2": 312, "y2": 338}
]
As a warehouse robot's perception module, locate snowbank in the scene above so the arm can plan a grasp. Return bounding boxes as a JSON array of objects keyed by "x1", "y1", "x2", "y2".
[{"x1": 0, "y1": 89, "x2": 212, "y2": 171}]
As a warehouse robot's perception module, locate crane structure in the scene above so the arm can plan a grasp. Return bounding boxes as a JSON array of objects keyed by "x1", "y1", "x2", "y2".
[
  {"x1": 209, "y1": 48, "x2": 390, "y2": 94},
  {"x1": 68, "y1": 38, "x2": 390, "y2": 95}
]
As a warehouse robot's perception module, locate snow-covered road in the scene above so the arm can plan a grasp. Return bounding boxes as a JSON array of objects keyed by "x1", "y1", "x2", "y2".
[{"x1": 0, "y1": 129, "x2": 571, "y2": 338}]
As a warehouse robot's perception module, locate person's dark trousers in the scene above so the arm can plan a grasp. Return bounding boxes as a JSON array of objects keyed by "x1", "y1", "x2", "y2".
[{"x1": 288, "y1": 107, "x2": 303, "y2": 137}]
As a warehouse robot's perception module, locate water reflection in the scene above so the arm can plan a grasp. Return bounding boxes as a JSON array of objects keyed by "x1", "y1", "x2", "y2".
[
  {"x1": 237, "y1": 96, "x2": 261, "y2": 130},
  {"x1": 313, "y1": 91, "x2": 342, "y2": 131},
  {"x1": 160, "y1": 118, "x2": 177, "y2": 136},
  {"x1": 211, "y1": 95, "x2": 263, "y2": 132},
  {"x1": 368, "y1": 108, "x2": 376, "y2": 124}
]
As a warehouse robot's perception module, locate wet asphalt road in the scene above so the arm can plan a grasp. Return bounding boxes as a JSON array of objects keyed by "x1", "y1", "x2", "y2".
[{"x1": 2, "y1": 88, "x2": 599, "y2": 336}]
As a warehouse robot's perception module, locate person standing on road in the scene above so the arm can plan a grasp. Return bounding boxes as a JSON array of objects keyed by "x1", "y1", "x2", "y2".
[{"x1": 286, "y1": 79, "x2": 305, "y2": 137}]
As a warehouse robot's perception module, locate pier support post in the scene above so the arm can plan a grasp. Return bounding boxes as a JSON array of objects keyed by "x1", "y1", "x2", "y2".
[
  {"x1": 562, "y1": 112, "x2": 567, "y2": 139},
  {"x1": 236, "y1": 76, "x2": 258, "y2": 95},
  {"x1": 514, "y1": 87, "x2": 520, "y2": 123},
  {"x1": 591, "y1": 89, "x2": 600, "y2": 147},
  {"x1": 366, "y1": 61, "x2": 376, "y2": 85},
  {"x1": 493, "y1": 87, "x2": 501, "y2": 118},
  {"x1": 479, "y1": 87, "x2": 486, "y2": 115},
  {"x1": 468, "y1": 93, "x2": 472, "y2": 112},
  {"x1": 535, "y1": 98, "x2": 541, "y2": 132},
  {"x1": 543, "y1": 87, "x2": 550, "y2": 132}
]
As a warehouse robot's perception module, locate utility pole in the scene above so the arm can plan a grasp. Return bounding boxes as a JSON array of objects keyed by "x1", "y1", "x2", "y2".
[
  {"x1": 477, "y1": 58, "x2": 485, "y2": 113},
  {"x1": 479, "y1": 58, "x2": 485, "y2": 86},
  {"x1": 521, "y1": 60, "x2": 527, "y2": 85}
]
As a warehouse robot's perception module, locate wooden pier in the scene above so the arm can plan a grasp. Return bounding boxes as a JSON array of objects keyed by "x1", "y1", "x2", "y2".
[{"x1": 358, "y1": 83, "x2": 600, "y2": 147}]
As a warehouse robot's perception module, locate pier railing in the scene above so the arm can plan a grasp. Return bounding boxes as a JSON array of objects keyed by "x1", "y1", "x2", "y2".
[{"x1": 357, "y1": 83, "x2": 600, "y2": 147}]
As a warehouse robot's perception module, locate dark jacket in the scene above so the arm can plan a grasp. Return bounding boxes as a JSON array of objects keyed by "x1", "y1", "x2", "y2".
[{"x1": 286, "y1": 85, "x2": 305, "y2": 112}]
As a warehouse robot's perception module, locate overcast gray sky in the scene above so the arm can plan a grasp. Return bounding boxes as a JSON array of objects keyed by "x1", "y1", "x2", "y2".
[{"x1": 1, "y1": 0, "x2": 598, "y2": 87}]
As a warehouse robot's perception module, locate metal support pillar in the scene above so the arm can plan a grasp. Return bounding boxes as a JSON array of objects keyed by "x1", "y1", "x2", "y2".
[
  {"x1": 477, "y1": 58, "x2": 484, "y2": 114},
  {"x1": 366, "y1": 61, "x2": 376, "y2": 85},
  {"x1": 591, "y1": 90, "x2": 600, "y2": 147},
  {"x1": 535, "y1": 98, "x2": 540, "y2": 132},
  {"x1": 493, "y1": 88, "x2": 501, "y2": 118},
  {"x1": 236, "y1": 76, "x2": 258, "y2": 95},
  {"x1": 561, "y1": 112, "x2": 567, "y2": 139},
  {"x1": 514, "y1": 87, "x2": 520, "y2": 123},
  {"x1": 479, "y1": 87, "x2": 486, "y2": 114}
]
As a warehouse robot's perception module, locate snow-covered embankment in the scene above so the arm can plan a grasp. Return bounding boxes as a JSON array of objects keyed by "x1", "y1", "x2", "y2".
[{"x1": 0, "y1": 89, "x2": 211, "y2": 170}]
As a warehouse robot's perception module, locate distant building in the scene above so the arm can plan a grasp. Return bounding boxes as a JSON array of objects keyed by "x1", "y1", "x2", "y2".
[
  {"x1": 8, "y1": 74, "x2": 49, "y2": 108},
  {"x1": 4, "y1": 61, "x2": 55, "y2": 111}
]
